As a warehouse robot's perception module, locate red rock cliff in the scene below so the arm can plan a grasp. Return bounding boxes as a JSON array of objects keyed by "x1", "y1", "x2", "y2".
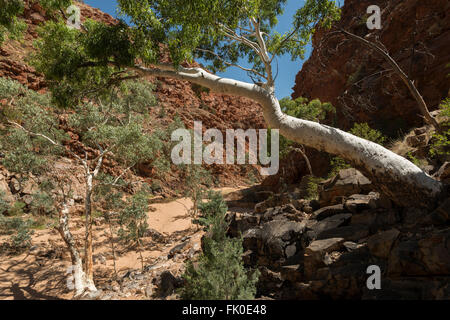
[{"x1": 292, "y1": 0, "x2": 450, "y2": 135}]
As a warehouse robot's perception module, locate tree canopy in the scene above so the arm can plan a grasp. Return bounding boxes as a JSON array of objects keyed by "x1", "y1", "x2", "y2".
[{"x1": 28, "y1": 0, "x2": 341, "y2": 106}]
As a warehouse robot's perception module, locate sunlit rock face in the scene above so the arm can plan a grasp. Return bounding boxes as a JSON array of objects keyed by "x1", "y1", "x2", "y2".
[{"x1": 292, "y1": 0, "x2": 450, "y2": 136}]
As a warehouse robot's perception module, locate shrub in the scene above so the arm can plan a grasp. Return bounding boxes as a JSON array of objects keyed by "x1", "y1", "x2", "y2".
[
  {"x1": 430, "y1": 99, "x2": 450, "y2": 158},
  {"x1": 8, "y1": 201, "x2": 26, "y2": 216},
  {"x1": 328, "y1": 156, "x2": 351, "y2": 178},
  {"x1": 118, "y1": 191, "x2": 150, "y2": 270},
  {"x1": 0, "y1": 215, "x2": 34, "y2": 253},
  {"x1": 183, "y1": 164, "x2": 212, "y2": 218},
  {"x1": 280, "y1": 97, "x2": 335, "y2": 122},
  {"x1": 30, "y1": 192, "x2": 55, "y2": 216},
  {"x1": 118, "y1": 191, "x2": 150, "y2": 245},
  {"x1": 304, "y1": 176, "x2": 322, "y2": 200},
  {"x1": 349, "y1": 123, "x2": 387, "y2": 145},
  {"x1": 180, "y1": 191, "x2": 259, "y2": 300},
  {"x1": 406, "y1": 152, "x2": 421, "y2": 167},
  {"x1": 0, "y1": 191, "x2": 10, "y2": 215}
]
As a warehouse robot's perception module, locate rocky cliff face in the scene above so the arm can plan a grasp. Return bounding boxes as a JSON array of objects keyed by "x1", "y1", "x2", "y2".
[{"x1": 292, "y1": 0, "x2": 450, "y2": 135}]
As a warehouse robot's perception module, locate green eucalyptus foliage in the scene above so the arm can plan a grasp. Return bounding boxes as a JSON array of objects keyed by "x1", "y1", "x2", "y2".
[
  {"x1": 67, "y1": 82, "x2": 160, "y2": 169},
  {"x1": 0, "y1": 79, "x2": 68, "y2": 181},
  {"x1": 180, "y1": 191, "x2": 259, "y2": 300},
  {"x1": 0, "y1": 0, "x2": 26, "y2": 44},
  {"x1": 30, "y1": 192, "x2": 55, "y2": 216},
  {"x1": 0, "y1": 0, "x2": 76, "y2": 45},
  {"x1": 1, "y1": 77, "x2": 164, "y2": 178},
  {"x1": 280, "y1": 96, "x2": 335, "y2": 122},
  {"x1": 183, "y1": 164, "x2": 212, "y2": 216},
  {"x1": 32, "y1": 0, "x2": 341, "y2": 103},
  {"x1": 0, "y1": 77, "x2": 168, "y2": 229}
]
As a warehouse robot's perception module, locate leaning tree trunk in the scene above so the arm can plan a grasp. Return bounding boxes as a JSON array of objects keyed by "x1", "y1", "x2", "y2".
[
  {"x1": 58, "y1": 201, "x2": 97, "y2": 298},
  {"x1": 262, "y1": 93, "x2": 443, "y2": 209},
  {"x1": 135, "y1": 65, "x2": 443, "y2": 209}
]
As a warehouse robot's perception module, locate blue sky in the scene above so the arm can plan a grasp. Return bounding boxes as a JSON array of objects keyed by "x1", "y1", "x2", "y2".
[{"x1": 83, "y1": 0, "x2": 314, "y2": 99}]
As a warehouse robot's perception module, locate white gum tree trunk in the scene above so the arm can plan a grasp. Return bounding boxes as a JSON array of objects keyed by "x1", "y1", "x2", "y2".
[
  {"x1": 58, "y1": 202, "x2": 98, "y2": 299},
  {"x1": 135, "y1": 64, "x2": 443, "y2": 209}
]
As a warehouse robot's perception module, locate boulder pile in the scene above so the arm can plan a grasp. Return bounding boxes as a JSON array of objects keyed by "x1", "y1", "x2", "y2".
[{"x1": 228, "y1": 168, "x2": 450, "y2": 299}]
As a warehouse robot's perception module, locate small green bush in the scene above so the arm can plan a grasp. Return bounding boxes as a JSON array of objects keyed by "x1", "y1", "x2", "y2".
[
  {"x1": 0, "y1": 191, "x2": 10, "y2": 215},
  {"x1": 280, "y1": 97, "x2": 335, "y2": 122},
  {"x1": 118, "y1": 191, "x2": 150, "y2": 245},
  {"x1": 117, "y1": 191, "x2": 151, "y2": 270},
  {"x1": 349, "y1": 123, "x2": 387, "y2": 145},
  {"x1": 304, "y1": 176, "x2": 322, "y2": 200},
  {"x1": 30, "y1": 192, "x2": 55, "y2": 216},
  {"x1": 180, "y1": 191, "x2": 259, "y2": 300},
  {"x1": 430, "y1": 99, "x2": 450, "y2": 157},
  {"x1": 406, "y1": 152, "x2": 421, "y2": 167},
  {"x1": 328, "y1": 156, "x2": 351, "y2": 178},
  {"x1": 8, "y1": 201, "x2": 26, "y2": 216},
  {"x1": 0, "y1": 215, "x2": 34, "y2": 253}
]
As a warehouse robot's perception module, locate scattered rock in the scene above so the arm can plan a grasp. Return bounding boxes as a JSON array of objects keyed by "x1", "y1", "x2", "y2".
[
  {"x1": 305, "y1": 238, "x2": 345, "y2": 258},
  {"x1": 319, "y1": 169, "x2": 372, "y2": 207},
  {"x1": 434, "y1": 162, "x2": 450, "y2": 184},
  {"x1": 153, "y1": 271, "x2": 182, "y2": 298},
  {"x1": 304, "y1": 238, "x2": 345, "y2": 278},
  {"x1": 309, "y1": 213, "x2": 352, "y2": 237},
  {"x1": 344, "y1": 194, "x2": 378, "y2": 213},
  {"x1": 312, "y1": 204, "x2": 346, "y2": 220},
  {"x1": 367, "y1": 229, "x2": 400, "y2": 259},
  {"x1": 388, "y1": 229, "x2": 450, "y2": 277},
  {"x1": 254, "y1": 194, "x2": 290, "y2": 213},
  {"x1": 168, "y1": 241, "x2": 188, "y2": 259},
  {"x1": 316, "y1": 225, "x2": 370, "y2": 242}
]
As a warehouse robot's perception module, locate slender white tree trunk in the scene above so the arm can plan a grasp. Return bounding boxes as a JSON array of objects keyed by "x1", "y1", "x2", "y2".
[
  {"x1": 136, "y1": 65, "x2": 443, "y2": 208},
  {"x1": 58, "y1": 201, "x2": 97, "y2": 299},
  {"x1": 84, "y1": 174, "x2": 94, "y2": 283}
]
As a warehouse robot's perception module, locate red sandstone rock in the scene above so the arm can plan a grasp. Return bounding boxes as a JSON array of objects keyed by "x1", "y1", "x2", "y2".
[{"x1": 292, "y1": 0, "x2": 450, "y2": 134}]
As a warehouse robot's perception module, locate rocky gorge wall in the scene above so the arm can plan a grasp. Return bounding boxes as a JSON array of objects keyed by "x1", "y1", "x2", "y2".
[{"x1": 292, "y1": 0, "x2": 450, "y2": 135}]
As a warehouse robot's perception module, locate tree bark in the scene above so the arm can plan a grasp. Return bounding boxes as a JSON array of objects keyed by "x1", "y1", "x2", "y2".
[
  {"x1": 58, "y1": 201, "x2": 97, "y2": 298},
  {"x1": 136, "y1": 64, "x2": 443, "y2": 209},
  {"x1": 84, "y1": 174, "x2": 94, "y2": 283}
]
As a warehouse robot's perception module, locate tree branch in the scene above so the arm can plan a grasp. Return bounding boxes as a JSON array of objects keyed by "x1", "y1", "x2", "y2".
[
  {"x1": 340, "y1": 29, "x2": 440, "y2": 130},
  {"x1": 250, "y1": 18, "x2": 274, "y2": 87},
  {"x1": 7, "y1": 120, "x2": 88, "y2": 170},
  {"x1": 195, "y1": 48, "x2": 267, "y2": 79},
  {"x1": 132, "y1": 64, "x2": 271, "y2": 104}
]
